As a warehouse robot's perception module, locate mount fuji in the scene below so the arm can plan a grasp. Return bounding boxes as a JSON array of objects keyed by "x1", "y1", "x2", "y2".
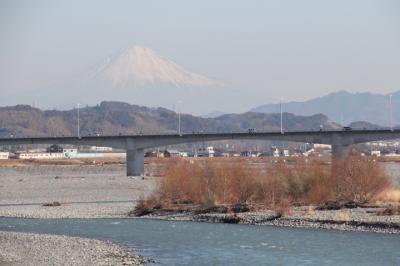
[
  {"x1": 87, "y1": 46, "x2": 223, "y2": 88},
  {"x1": 14, "y1": 46, "x2": 253, "y2": 114}
]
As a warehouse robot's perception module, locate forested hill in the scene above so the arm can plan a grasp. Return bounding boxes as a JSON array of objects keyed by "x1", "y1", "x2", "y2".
[{"x1": 0, "y1": 101, "x2": 341, "y2": 138}]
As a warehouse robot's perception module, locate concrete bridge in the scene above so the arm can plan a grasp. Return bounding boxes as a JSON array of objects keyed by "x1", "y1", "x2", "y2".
[{"x1": 0, "y1": 129, "x2": 399, "y2": 176}]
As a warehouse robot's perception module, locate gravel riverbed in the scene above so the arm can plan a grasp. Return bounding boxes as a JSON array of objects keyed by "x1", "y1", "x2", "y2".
[
  {"x1": 1, "y1": 163, "x2": 400, "y2": 266},
  {"x1": 0, "y1": 231, "x2": 146, "y2": 266},
  {"x1": 0, "y1": 165, "x2": 156, "y2": 218},
  {"x1": 0, "y1": 165, "x2": 156, "y2": 265}
]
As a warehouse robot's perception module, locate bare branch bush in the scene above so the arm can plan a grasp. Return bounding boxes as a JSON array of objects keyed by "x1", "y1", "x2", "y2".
[{"x1": 142, "y1": 155, "x2": 392, "y2": 213}]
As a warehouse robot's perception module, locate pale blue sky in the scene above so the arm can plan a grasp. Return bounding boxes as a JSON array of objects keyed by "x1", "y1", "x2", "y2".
[{"x1": 0, "y1": 0, "x2": 399, "y2": 107}]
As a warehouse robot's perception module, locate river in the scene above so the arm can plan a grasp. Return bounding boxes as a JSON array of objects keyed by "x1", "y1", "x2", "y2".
[{"x1": 0, "y1": 217, "x2": 399, "y2": 265}]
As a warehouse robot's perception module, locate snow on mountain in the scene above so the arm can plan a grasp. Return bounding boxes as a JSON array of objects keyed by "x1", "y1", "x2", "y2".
[
  {"x1": 87, "y1": 46, "x2": 223, "y2": 88},
  {"x1": 11, "y1": 46, "x2": 257, "y2": 114}
]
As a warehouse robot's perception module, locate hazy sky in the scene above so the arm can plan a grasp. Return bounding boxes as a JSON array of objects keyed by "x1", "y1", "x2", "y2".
[{"x1": 1, "y1": 0, "x2": 399, "y2": 107}]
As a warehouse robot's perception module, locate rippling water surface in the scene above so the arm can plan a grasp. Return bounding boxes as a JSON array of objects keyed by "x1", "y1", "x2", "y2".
[{"x1": 1, "y1": 218, "x2": 399, "y2": 265}]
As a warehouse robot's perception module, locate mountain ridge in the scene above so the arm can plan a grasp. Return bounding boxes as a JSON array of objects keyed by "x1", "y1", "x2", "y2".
[
  {"x1": 251, "y1": 90, "x2": 399, "y2": 126},
  {"x1": 0, "y1": 101, "x2": 341, "y2": 138}
]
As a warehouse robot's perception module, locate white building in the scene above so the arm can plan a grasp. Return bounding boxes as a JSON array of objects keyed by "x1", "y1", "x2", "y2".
[
  {"x1": 73, "y1": 153, "x2": 125, "y2": 159},
  {"x1": 63, "y1": 148, "x2": 78, "y2": 158},
  {"x1": 370, "y1": 150, "x2": 381, "y2": 157},
  {"x1": 197, "y1": 146, "x2": 215, "y2": 157},
  {"x1": 281, "y1": 149, "x2": 290, "y2": 157},
  {"x1": 313, "y1": 144, "x2": 332, "y2": 149},
  {"x1": 90, "y1": 146, "x2": 113, "y2": 152},
  {"x1": 180, "y1": 152, "x2": 189, "y2": 157},
  {"x1": 0, "y1": 152, "x2": 10, "y2": 160},
  {"x1": 18, "y1": 152, "x2": 64, "y2": 160}
]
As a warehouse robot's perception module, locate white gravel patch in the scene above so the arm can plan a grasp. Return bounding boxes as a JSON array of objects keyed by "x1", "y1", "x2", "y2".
[
  {"x1": 0, "y1": 231, "x2": 146, "y2": 265},
  {"x1": 0, "y1": 202, "x2": 135, "y2": 219},
  {"x1": 0, "y1": 165, "x2": 157, "y2": 219}
]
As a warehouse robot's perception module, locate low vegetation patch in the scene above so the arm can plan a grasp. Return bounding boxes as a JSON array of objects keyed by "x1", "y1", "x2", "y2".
[
  {"x1": 42, "y1": 201, "x2": 62, "y2": 207},
  {"x1": 136, "y1": 156, "x2": 391, "y2": 216},
  {"x1": 376, "y1": 188, "x2": 400, "y2": 203}
]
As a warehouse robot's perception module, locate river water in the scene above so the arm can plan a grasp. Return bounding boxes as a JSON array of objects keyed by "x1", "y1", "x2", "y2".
[{"x1": 0, "y1": 217, "x2": 399, "y2": 265}]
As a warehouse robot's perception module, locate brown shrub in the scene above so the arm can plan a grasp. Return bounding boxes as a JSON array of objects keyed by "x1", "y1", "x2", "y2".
[
  {"x1": 160, "y1": 158, "x2": 203, "y2": 205},
  {"x1": 224, "y1": 161, "x2": 257, "y2": 204},
  {"x1": 42, "y1": 201, "x2": 61, "y2": 207},
  {"x1": 142, "y1": 155, "x2": 392, "y2": 214},
  {"x1": 131, "y1": 199, "x2": 154, "y2": 216},
  {"x1": 331, "y1": 156, "x2": 391, "y2": 203},
  {"x1": 265, "y1": 158, "x2": 332, "y2": 205},
  {"x1": 254, "y1": 170, "x2": 286, "y2": 206}
]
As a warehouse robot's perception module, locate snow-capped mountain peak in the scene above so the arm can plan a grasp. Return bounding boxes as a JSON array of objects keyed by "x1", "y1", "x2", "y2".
[{"x1": 88, "y1": 46, "x2": 223, "y2": 88}]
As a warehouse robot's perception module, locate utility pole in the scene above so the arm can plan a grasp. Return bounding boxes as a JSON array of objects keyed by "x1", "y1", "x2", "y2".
[
  {"x1": 177, "y1": 100, "x2": 182, "y2": 136},
  {"x1": 77, "y1": 103, "x2": 81, "y2": 138},
  {"x1": 178, "y1": 112, "x2": 181, "y2": 136},
  {"x1": 389, "y1": 94, "x2": 393, "y2": 131},
  {"x1": 280, "y1": 99, "x2": 283, "y2": 134}
]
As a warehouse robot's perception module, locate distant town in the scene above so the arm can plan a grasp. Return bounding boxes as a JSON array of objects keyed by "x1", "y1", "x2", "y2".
[{"x1": 1, "y1": 139, "x2": 400, "y2": 161}]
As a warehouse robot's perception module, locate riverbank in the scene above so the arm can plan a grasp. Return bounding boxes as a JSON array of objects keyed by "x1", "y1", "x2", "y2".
[
  {"x1": 0, "y1": 231, "x2": 147, "y2": 265},
  {"x1": 135, "y1": 204, "x2": 400, "y2": 234},
  {"x1": 0, "y1": 164, "x2": 399, "y2": 235}
]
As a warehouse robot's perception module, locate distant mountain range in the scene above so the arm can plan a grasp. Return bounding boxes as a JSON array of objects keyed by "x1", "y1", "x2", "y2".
[
  {"x1": 0, "y1": 102, "x2": 341, "y2": 138},
  {"x1": 251, "y1": 90, "x2": 399, "y2": 126}
]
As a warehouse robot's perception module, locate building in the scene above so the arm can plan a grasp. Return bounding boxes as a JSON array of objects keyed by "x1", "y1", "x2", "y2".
[
  {"x1": 63, "y1": 148, "x2": 78, "y2": 158},
  {"x1": 281, "y1": 149, "x2": 290, "y2": 157},
  {"x1": 145, "y1": 151, "x2": 158, "y2": 157},
  {"x1": 197, "y1": 146, "x2": 215, "y2": 157},
  {"x1": 17, "y1": 152, "x2": 64, "y2": 160},
  {"x1": 47, "y1": 144, "x2": 63, "y2": 153},
  {"x1": 313, "y1": 144, "x2": 332, "y2": 149},
  {"x1": 240, "y1": 151, "x2": 260, "y2": 157},
  {"x1": 73, "y1": 152, "x2": 125, "y2": 159},
  {"x1": 164, "y1": 150, "x2": 181, "y2": 158},
  {"x1": 180, "y1": 151, "x2": 189, "y2": 157},
  {"x1": 272, "y1": 148, "x2": 280, "y2": 157},
  {"x1": 90, "y1": 146, "x2": 113, "y2": 152},
  {"x1": 240, "y1": 151, "x2": 252, "y2": 157},
  {"x1": 0, "y1": 152, "x2": 9, "y2": 160},
  {"x1": 370, "y1": 150, "x2": 381, "y2": 157}
]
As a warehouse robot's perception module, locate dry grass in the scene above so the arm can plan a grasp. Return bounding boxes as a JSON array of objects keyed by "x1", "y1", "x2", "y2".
[
  {"x1": 141, "y1": 155, "x2": 392, "y2": 213},
  {"x1": 376, "y1": 189, "x2": 400, "y2": 203}
]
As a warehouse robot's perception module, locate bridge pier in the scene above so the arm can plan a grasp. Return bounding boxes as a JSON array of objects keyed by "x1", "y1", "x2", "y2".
[
  {"x1": 126, "y1": 148, "x2": 144, "y2": 176},
  {"x1": 331, "y1": 144, "x2": 350, "y2": 158}
]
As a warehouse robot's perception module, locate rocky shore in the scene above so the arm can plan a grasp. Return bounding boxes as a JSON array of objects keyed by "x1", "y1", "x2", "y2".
[
  {"x1": 0, "y1": 231, "x2": 147, "y2": 266},
  {"x1": 137, "y1": 205, "x2": 400, "y2": 234}
]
